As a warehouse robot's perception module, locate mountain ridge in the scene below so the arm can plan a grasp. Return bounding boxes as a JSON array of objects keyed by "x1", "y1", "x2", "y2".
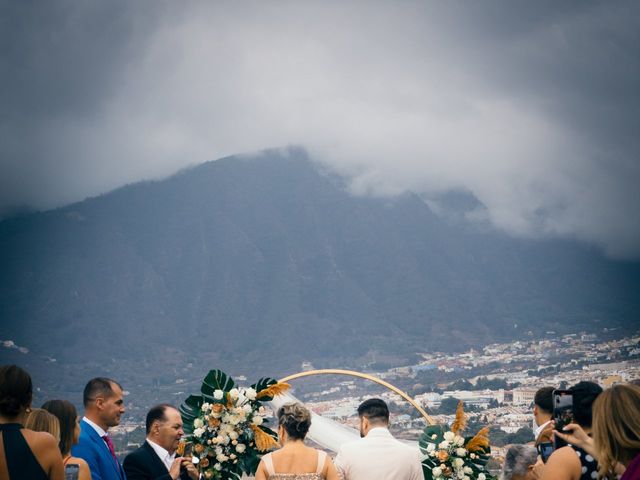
[{"x1": 1, "y1": 147, "x2": 638, "y2": 379}]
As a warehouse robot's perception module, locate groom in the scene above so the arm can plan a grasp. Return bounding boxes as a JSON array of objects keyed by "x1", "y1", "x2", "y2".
[{"x1": 334, "y1": 398, "x2": 423, "y2": 480}]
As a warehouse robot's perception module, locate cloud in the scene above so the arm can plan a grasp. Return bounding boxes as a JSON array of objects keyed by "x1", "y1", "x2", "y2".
[{"x1": 1, "y1": 1, "x2": 639, "y2": 258}]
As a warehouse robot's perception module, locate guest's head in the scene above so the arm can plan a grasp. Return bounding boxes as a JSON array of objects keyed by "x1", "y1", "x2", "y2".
[
  {"x1": 276, "y1": 402, "x2": 311, "y2": 443},
  {"x1": 145, "y1": 404, "x2": 184, "y2": 454},
  {"x1": 568, "y1": 381, "x2": 603, "y2": 429},
  {"x1": 42, "y1": 399, "x2": 80, "y2": 456},
  {"x1": 533, "y1": 386, "x2": 554, "y2": 427},
  {"x1": 83, "y1": 377, "x2": 125, "y2": 429},
  {"x1": 357, "y1": 398, "x2": 389, "y2": 437},
  {"x1": 500, "y1": 444, "x2": 538, "y2": 480},
  {"x1": 24, "y1": 408, "x2": 61, "y2": 442},
  {"x1": 592, "y1": 383, "x2": 640, "y2": 478},
  {"x1": 0, "y1": 365, "x2": 33, "y2": 421}
]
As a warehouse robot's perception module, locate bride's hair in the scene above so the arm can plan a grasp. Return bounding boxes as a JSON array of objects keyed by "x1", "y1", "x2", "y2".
[{"x1": 277, "y1": 402, "x2": 312, "y2": 440}]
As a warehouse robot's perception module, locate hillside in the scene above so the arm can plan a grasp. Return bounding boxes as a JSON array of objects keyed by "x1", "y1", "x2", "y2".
[{"x1": 1, "y1": 148, "x2": 639, "y2": 383}]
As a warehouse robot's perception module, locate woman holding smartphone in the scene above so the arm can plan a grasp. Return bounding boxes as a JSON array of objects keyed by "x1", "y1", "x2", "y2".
[
  {"x1": 554, "y1": 383, "x2": 640, "y2": 480},
  {"x1": 540, "y1": 381, "x2": 602, "y2": 480}
]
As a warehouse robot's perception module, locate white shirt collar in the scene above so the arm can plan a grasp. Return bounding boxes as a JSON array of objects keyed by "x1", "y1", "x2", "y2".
[
  {"x1": 83, "y1": 416, "x2": 108, "y2": 438},
  {"x1": 366, "y1": 426, "x2": 391, "y2": 437},
  {"x1": 147, "y1": 438, "x2": 175, "y2": 471},
  {"x1": 534, "y1": 419, "x2": 552, "y2": 440}
]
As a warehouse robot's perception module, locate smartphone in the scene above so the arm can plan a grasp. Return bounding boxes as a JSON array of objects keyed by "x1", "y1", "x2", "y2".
[
  {"x1": 537, "y1": 442, "x2": 554, "y2": 463},
  {"x1": 552, "y1": 389, "x2": 574, "y2": 449},
  {"x1": 183, "y1": 442, "x2": 194, "y2": 458}
]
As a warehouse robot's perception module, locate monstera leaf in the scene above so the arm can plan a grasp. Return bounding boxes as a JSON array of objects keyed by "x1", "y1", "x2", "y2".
[
  {"x1": 179, "y1": 394, "x2": 203, "y2": 434},
  {"x1": 201, "y1": 369, "x2": 235, "y2": 401},
  {"x1": 250, "y1": 377, "x2": 278, "y2": 401}
]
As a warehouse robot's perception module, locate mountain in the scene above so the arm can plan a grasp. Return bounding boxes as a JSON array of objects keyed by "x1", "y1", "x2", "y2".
[{"x1": 1, "y1": 148, "x2": 639, "y2": 384}]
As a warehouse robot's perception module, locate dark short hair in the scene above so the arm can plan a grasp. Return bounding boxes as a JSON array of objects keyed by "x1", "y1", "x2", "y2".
[
  {"x1": 146, "y1": 404, "x2": 176, "y2": 434},
  {"x1": 357, "y1": 398, "x2": 389, "y2": 424},
  {"x1": 277, "y1": 403, "x2": 312, "y2": 440},
  {"x1": 534, "y1": 387, "x2": 554, "y2": 414},
  {"x1": 42, "y1": 399, "x2": 78, "y2": 456},
  {"x1": 569, "y1": 381, "x2": 603, "y2": 428},
  {"x1": 83, "y1": 377, "x2": 122, "y2": 407},
  {"x1": 0, "y1": 365, "x2": 33, "y2": 417}
]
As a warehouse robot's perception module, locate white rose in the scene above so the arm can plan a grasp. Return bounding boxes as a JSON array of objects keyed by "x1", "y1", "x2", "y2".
[
  {"x1": 432, "y1": 467, "x2": 442, "y2": 477},
  {"x1": 215, "y1": 446, "x2": 223, "y2": 455},
  {"x1": 243, "y1": 404, "x2": 253, "y2": 414},
  {"x1": 453, "y1": 457, "x2": 464, "y2": 468},
  {"x1": 193, "y1": 418, "x2": 204, "y2": 429},
  {"x1": 431, "y1": 434, "x2": 437, "y2": 440},
  {"x1": 214, "y1": 390, "x2": 224, "y2": 400},
  {"x1": 426, "y1": 443, "x2": 436, "y2": 453},
  {"x1": 252, "y1": 415, "x2": 263, "y2": 426},
  {"x1": 214, "y1": 463, "x2": 222, "y2": 471},
  {"x1": 236, "y1": 443, "x2": 246, "y2": 453},
  {"x1": 215, "y1": 435, "x2": 225, "y2": 444},
  {"x1": 201, "y1": 402, "x2": 211, "y2": 412},
  {"x1": 216, "y1": 453, "x2": 228, "y2": 462},
  {"x1": 193, "y1": 427, "x2": 205, "y2": 438},
  {"x1": 230, "y1": 453, "x2": 236, "y2": 460},
  {"x1": 478, "y1": 474, "x2": 486, "y2": 480},
  {"x1": 237, "y1": 394, "x2": 246, "y2": 405},
  {"x1": 444, "y1": 431, "x2": 455, "y2": 442},
  {"x1": 245, "y1": 388, "x2": 257, "y2": 400},
  {"x1": 229, "y1": 388, "x2": 239, "y2": 400},
  {"x1": 456, "y1": 448, "x2": 466, "y2": 457},
  {"x1": 438, "y1": 441, "x2": 449, "y2": 450},
  {"x1": 455, "y1": 435, "x2": 465, "y2": 446},
  {"x1": 463, "y1": 466, "x2": 472, "y2": 474},
  {"x1": 229, "y1": 431, "x2": 239, "y2": 440}
]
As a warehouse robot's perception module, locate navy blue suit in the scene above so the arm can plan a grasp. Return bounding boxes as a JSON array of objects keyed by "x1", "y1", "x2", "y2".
[{"x1": 72, "y1": 419, "x2": 126, "y2": 480}]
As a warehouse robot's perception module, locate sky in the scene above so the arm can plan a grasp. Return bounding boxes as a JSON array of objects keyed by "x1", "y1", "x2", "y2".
[{"x1": 1, "y1": 1, "x2": 639, "y2": 259}]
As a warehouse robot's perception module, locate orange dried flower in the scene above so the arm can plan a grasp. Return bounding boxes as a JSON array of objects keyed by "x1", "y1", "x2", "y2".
[
  {"x1": 466, "y1": 426, "x2": 491, "y2": 452},
  {"x1": 256, "y1": 382, "x2": 291, "y2": 399},
  {"x1": 250, "y1": 424, "x2": 279, "y2": 451},
  {"x1": 451, "y1": 400, "x2": 467, "y2": 434},
  {"x1": 437, "y1": 450, "x2": 449, "y2": 462}
]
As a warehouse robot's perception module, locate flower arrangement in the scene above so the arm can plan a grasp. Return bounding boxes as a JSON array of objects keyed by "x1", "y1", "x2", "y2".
[
  {"x1": 178, "y1": 369, "x2": 290, "y2": 480},
  {"x1": 420, "y1": 401, "x2": 497, "y2": 480}
]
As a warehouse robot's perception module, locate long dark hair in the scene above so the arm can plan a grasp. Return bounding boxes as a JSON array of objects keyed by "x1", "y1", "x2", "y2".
[
  {"x1": 42, "y1": 399, "x2": 78, "y2": 455},
  {"x1": 0, "y1": 365, "x2": 33, "y2": 418}
]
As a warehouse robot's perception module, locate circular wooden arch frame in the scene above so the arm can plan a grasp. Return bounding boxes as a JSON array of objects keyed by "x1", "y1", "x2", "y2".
[{"x1": 279, "y1": 368, "x2": 435, "y2": 425}]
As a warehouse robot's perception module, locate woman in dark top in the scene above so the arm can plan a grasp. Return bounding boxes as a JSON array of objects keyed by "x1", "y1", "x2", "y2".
[
  {"x1": 0, "y1": 365, "x2": 64, "y2": 480},
  {"x1": 541, "y1": 381, "x2": 603, "y2": 480}
]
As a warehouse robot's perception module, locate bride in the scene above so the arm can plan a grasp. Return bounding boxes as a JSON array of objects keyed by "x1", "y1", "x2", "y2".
[{"x1": 255, "y1": 403, "x2": 339, "y2": 480}]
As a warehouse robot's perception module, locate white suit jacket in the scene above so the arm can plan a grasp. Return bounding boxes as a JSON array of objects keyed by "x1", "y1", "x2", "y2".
[{"x1": 333, "y1": 427, "x2": 423, "y2": 480}]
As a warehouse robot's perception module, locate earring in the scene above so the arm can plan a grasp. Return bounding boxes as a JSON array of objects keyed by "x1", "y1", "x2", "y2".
[{"x1": 25, "y1": 407, "x2": 32, "y2": 413}]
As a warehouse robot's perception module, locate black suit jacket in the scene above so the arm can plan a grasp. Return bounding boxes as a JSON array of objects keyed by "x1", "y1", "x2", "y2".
[{"x1": 123, "y1": 441, "x2": 189, "y2": 480}]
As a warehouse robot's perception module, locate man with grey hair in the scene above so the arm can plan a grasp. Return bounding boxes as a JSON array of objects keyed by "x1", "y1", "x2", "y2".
[{"x1": 500, "y1": 444, "x2": 540, "y2": 480}]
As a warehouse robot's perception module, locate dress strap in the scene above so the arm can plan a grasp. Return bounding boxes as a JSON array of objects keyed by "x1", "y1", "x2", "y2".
[
  {"x1": 316, "y1": 450, "x2": 327, "y2": 474},
  {"x1": 263, "y1": 452, "x2": 276, "y2": 476}
]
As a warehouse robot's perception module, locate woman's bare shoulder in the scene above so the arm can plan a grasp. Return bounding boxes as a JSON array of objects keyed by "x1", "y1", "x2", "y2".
[{"x1": 541, "y1": 446, "x2": 581, "y2": 480}]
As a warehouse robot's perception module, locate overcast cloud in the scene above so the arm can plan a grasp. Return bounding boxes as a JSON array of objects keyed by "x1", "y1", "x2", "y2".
[{"x1": 1, "y1": 1, "x2": 639, "y2": 259}]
